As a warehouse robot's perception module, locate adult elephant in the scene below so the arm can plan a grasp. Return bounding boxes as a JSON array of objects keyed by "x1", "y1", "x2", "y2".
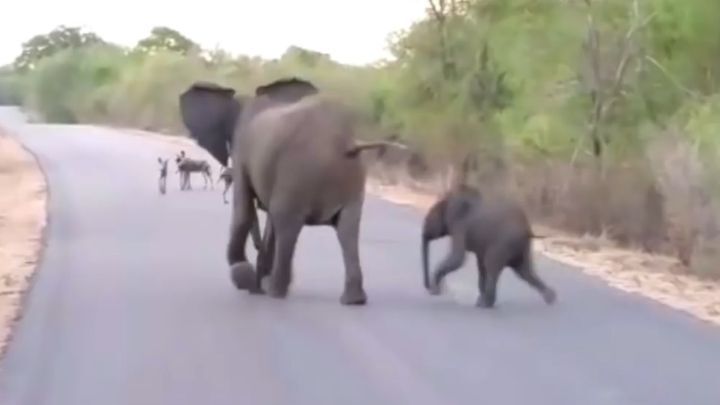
[{"x1": 178, "y1": 77, "x2": 400, "y2": 305}]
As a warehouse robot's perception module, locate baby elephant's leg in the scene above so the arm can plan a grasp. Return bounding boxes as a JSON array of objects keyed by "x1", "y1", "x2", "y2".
[
  {"x1": 512, "y1": 250, "x2": 557, "y2": 305},
  {"x1": 429, "y1": 229, "x2": 467, "y2": 295},
  {"x1": 476, "y1": 244, "x2": 511, "y2": 308}
]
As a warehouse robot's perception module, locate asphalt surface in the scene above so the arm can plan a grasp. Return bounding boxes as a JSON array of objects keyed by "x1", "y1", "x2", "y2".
[{"x1": 1, "y1": 106, "x2": 719, "y2": 405}]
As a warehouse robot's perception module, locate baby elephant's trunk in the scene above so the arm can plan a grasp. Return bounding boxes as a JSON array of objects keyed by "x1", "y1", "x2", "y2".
[
  {"x1": 420, "y1": 201, "x2": 444, "y2": 291},
  {"x1": 421, "y1": 235, "x2": 431, "y2": 290}
]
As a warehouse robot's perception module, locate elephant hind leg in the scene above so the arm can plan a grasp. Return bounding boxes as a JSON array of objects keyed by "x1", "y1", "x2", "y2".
[
  {"x1": 254, "y1": 217, "x2": 275, "y2": 294},
  {"x1": 474, "y1": 253, "x2": 487, "y2": 297},
  {"x1": 266, "y1": 215, "x2": 302, "y2": 299},
  {"x1": 477, "y1": 245, "x2": 511, "y2": 308},
  {"x1": 334, "y1": 199, "x2": 367, "y2": 305},
  {"x1": 511, "y1": 247, "x2": 557, "y2": 305}
]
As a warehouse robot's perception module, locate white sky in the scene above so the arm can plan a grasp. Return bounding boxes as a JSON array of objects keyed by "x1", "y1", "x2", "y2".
[{"x1": 0, "y1": 0, "x2": 428, "y2": 66}]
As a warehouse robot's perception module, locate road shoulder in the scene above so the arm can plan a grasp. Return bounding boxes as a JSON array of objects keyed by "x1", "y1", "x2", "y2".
[{"x1": 0, "y1": 129, "x2": 47, "y2": 357}]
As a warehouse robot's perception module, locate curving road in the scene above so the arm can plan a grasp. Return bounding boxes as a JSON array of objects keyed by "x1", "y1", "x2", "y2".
[{"x1": 1, "y1": 107, "x2": 720, "y2": 405}]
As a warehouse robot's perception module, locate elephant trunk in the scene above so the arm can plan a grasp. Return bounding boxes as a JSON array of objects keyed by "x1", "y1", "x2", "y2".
[{"x1": 422, "y1": 235, "x2": 431, "y2": 290}]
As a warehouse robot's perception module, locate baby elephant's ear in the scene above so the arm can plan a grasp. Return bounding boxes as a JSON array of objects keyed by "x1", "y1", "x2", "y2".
[{"x1": 445, "y1": 195, "x2": 473, "y2": 225}]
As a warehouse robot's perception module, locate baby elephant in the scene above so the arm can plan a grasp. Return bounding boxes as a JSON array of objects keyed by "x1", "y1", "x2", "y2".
[{"x1": 421, "y1": 184, "x2": 557, "y2": 308}]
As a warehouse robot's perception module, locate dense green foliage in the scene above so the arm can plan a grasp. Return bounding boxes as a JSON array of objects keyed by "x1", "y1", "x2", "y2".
[
  {"x1": 13, "y1": 26, "x2": 106, "y2": 72},
  {"x1": 134, "y1": 27, "x2": 200, "y2": 56},
  {"x1": 2, "y1": 1, "x2": 719, "y2": 274}
]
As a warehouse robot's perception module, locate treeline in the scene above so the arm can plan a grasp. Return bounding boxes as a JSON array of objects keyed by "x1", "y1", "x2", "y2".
[{"x1": 1, "y1": 0, "x2": 719, "y2": 276}]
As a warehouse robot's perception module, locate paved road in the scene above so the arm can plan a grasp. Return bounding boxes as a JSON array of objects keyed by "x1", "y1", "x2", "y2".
[{"x1": 1, "y1": 107, "x2": 719, "y2": 405}]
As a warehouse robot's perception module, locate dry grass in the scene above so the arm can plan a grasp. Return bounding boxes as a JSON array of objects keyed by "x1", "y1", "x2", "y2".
[{"x1": 0, "y1": 130, "x2": 47, "y2": 355}]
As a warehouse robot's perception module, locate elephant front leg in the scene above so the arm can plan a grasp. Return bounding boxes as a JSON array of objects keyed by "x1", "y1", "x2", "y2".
[
  {"x1": 428, "y1": 228, "x2": 467, "y2": 295},
  {"x1": 474, "y1": 252, "x2": 489, "y2": 307},
  {"x1": 226, "y1": 174, "x2": 258, "y2": 290},
  {"x1": 334, "y1": 200, "x2": 367, "y2": 305}
]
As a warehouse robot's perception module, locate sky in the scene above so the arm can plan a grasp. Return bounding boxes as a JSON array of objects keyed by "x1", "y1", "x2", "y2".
[{"x1": 0, "y1": 0, "x2": 429, "y2": 66}]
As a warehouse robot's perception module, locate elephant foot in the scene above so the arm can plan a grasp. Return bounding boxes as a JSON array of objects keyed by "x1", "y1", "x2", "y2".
[
  {"x1": 475, "y1": 295, "x2": 495, "y2": 309},
  {"x1": 542, "y1": 288, "x2": 557, "y2": 305},
  {"x1": 230, "y1": 262, "x2": 257, "y2": 291},
  {"x1": 247, "y1": 275, "x2": 270, "y2": 295},
  {"x1": 340, "y1": 285, "x2": 367, "y2": 306},
  {"x1": 267, "y1": 284, "x2": 288, "y2": 299},
  {"x1": 247, "y1": 284, "x2": 266, "y2": 295},
  {"x1": 427, "y1": 285, "x2": 442, "y2": 296},
  {"x1": 267, "y1": 274, "x2": 290, "y2": 299},
  {"x1": 427, "y1": 279, "x2": 443, "y2": 296}
]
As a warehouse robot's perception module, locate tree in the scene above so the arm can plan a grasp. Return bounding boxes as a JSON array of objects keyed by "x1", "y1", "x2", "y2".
[
  {"x1": 280, "y1": 46, "x2": 333, "y2": 67},
  {"x1": 0, "y1": 66, "x2": 22, "y2": 105},
  {"x1": 13, "y1": 26, "x2": 105, "y2": 71},
  {"x1": 385, "y1": 0, "x2": 511, "y2": 185},
  {"x1": 135, "y1": 26, "x2": 200, "y2": 56}
]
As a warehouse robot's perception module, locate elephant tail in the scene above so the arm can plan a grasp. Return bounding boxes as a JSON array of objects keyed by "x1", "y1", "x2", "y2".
[{"x1": 344, "y1": 141, "x2": 409, "y2": 157}]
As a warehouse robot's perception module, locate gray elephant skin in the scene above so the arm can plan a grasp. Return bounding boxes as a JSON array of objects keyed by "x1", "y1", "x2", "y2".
[
  {"x1": 421, "y1": 184, "x2": 558, "y2": 308},
  {"x1": 178, "y1": 77, "x2": 400, "y2": 305}
]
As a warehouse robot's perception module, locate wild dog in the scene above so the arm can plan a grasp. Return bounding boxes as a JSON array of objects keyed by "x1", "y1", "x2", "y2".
[{"x1": 175, "y1": 151, "x2": 213, "y2": 190}]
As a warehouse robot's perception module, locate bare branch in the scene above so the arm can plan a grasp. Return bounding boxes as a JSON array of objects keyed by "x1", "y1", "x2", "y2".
[
  {"x1": 427, "y1": 0, "x2": 446, "y2": 21},
  {"x1": 602, "y1": 4, "x2": 659, "y2": 119},
  {"x1": 645, "y1": 56, "x2": 702, "y2": 99},
  {"x1": 580, "y1": 0, "x2": 658, "y2": 160}
]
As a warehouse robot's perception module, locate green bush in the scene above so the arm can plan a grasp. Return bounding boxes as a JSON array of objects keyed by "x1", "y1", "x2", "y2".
[
  {"x1": 21, "y1": 45, "x2": 126, "y2": 123},
  {"x1": 0, "y1": 69, "x2": 23, "y2": 106}
]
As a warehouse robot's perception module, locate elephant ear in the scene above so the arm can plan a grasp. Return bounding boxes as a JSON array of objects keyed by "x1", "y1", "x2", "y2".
[
  {"x1": 445, "y1": 186, "x2": 481, "y2": 226},
  {"x1": 254, "y1": 77, "x2": 319, "y2": 103},
  {"x1": 179, "y1": 81, "x2": 241, "y2": 166}
]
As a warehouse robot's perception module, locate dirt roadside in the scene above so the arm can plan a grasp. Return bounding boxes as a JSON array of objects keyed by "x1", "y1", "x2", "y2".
[
  {"x1": 0, "y1": 129, "x2": 47, "y2": 356},
  {"x1": 116, "y1": 127, "x2": 720, "y2": 327}
]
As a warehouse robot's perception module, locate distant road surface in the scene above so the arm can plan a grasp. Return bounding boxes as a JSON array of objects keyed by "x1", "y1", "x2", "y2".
[{"x1": 1, "y1": 106, "x2": 719, "y2": 405}]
